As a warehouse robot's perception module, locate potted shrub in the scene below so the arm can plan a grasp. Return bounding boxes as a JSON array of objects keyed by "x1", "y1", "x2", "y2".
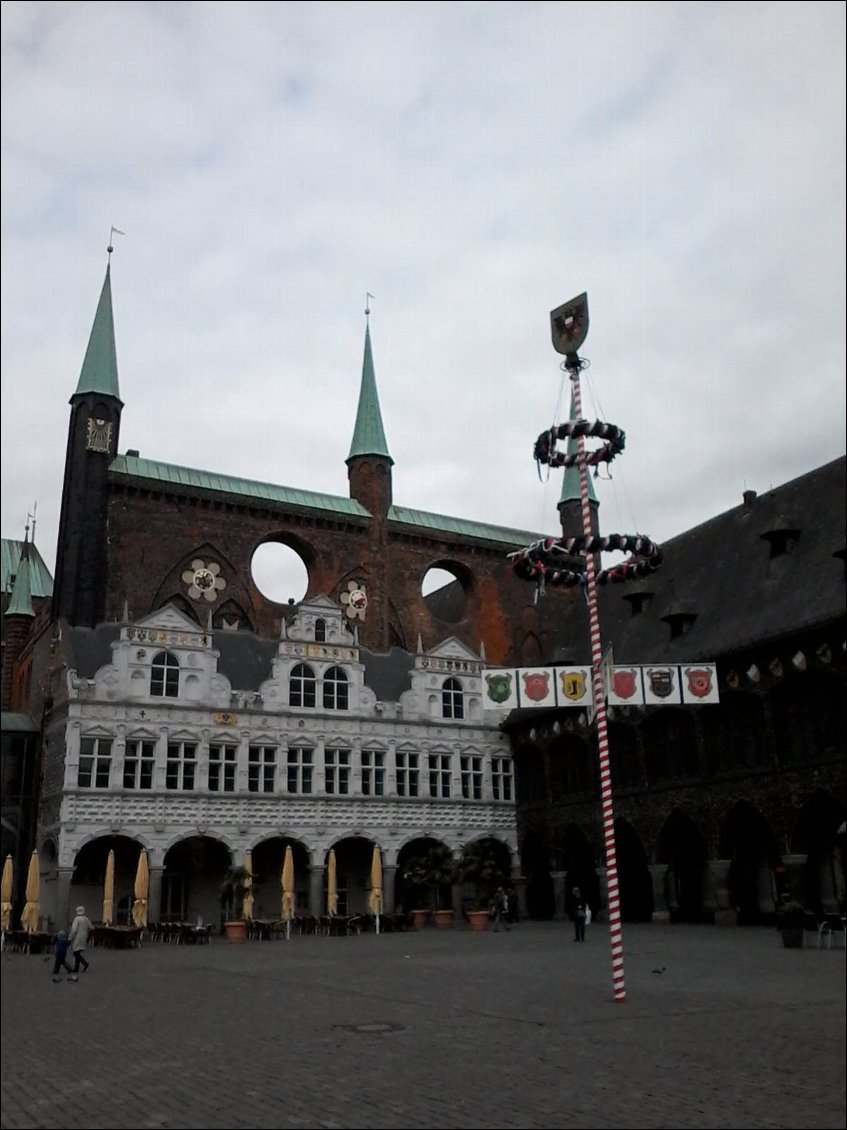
[
  {"x1": 221, "y1": 866, "x2": 253, "y2": 944},
  {"x1": 457, "y1": 839, "x2": 510, "y2": 932},
  {"x1": 399, "y1": 844, "x2": 457, "y2": 929},
  {"x1": 776, "y1": 900, "x2": 806, "y2": 948}
]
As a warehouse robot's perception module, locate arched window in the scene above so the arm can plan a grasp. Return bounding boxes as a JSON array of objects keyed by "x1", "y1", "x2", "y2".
[
  {"x1": 151, "y1": 652, "x2": 179, "y2": 697},
  {"x1": 314, "y1": 618, "x2": 326, "y2": 642},
  {"x1": 290, "y1": 663, "x2": 316, "y2": 708},
  {"x1": 442, "y1": 677, "x2": 464, "y2": 719},
  {"x1": 323, "y1": 666, "x2": 349, "y2": 710}
]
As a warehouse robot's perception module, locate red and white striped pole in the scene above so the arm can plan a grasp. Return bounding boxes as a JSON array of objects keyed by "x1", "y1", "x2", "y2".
[{"x1": 569, "y1": 363, "x2": 626, "y2": 1003}]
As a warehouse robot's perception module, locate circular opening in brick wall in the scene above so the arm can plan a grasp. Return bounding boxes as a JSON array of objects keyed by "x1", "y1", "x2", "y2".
[
  {"x1": 251, "y1": 542, "x2": 309, "y2": 604},
  {"x1": 421, "y1": 563, "x2": 469, "y2": 623}
]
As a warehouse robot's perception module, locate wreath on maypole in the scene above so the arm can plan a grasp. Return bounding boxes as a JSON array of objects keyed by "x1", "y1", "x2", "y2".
[{"x1": 511, "y1": 411, "x2": 662, "y2": 589}]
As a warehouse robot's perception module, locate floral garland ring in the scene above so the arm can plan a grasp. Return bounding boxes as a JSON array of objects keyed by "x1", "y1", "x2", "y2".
[
  {"x1": 510, "y1": 533, "x2": 663, "y2": 588},
  {"x1": 534, "y1": 418, "x2": 626, "y2": 469}
]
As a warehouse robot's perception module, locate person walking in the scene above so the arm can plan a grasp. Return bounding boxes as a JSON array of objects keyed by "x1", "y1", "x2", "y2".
[
  {"x1": 51, "y1": 930, "x2": 74, "y2": 981},
  {"x1": 571, "y1": 886, "x2": 587, "y2": 942},
  {"x1": 68, "y1": 905, "x2": 92, "y2": 973},
  {"x1": 492, "y1": 886, "x2": 510, "y2": 932}
]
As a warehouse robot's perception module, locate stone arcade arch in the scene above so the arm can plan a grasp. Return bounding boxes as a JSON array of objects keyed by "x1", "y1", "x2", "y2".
[
  {"x1": 521, "y1": 831, "x2": 554, "y2": 919},
  {"x1": 161, "y1": 835, "x2": 231, "y2": 928},
  {"x1": 657, "y1": 809, "x2": 709, "y2": 922},
  {"x1": 326, "y1": 836, "x2": 381, "y2": 917},
  {"x1": 250, "y1": 837, "x2": 311, "y2": 919},
  {"x1": 719, "y1": 801, "x2": 781, "y2": 924},
  {"x1": 792, "y1": 789, "x2": 846, "y2": 915},
  {"x1": 69, "y1": 834, "x2": 146, "y2": 926},
  {"x1": 614, "y1": 818, "x2": 654, "y2": 922}
]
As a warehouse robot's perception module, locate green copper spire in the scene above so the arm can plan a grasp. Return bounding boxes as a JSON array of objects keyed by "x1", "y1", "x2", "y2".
[
  {"x1": 6, "y1": 537, "x2": 34, "y2": 619},
  {"x1": 559, "y1": 393, "x2": 599, "y2": 507},
  {"x1": 346, "y1": 323, "x2": 393, "y2": 465},
  {"x1": 73, "y1": 265, "x2": 121, "y2": 401}
]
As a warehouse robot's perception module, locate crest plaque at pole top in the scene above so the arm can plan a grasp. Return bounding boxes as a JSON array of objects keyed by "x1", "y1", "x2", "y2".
[{"x1": 550, "y1": 292, "x2": 589, "y2": 357}]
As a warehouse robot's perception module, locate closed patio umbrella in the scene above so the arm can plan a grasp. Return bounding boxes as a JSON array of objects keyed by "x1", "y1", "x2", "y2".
[
  {"x1": 102, "y1": 849, "x2": 115, "y2": 926},
  {"x1": 1, "y1": 854, "x2": 13, "y2": 949},
  {"x1": 368, "y1": 844, "x2": 383, "y2": 935},
  {"x1": 281, "y1": 845, "x2": 295, "y2": 940},
  {"x1": 20, "y1": 850, "x2": 40, "y2": 934},
  {"x1": 327, "y1": 849, "x2": 338, "y2": 917},
  {"x1": 131, "y1": 850, "x2": 149, "y2": 928},
  {"x1": 242, "y1": 851, "x2": 254, "y2": 921}
]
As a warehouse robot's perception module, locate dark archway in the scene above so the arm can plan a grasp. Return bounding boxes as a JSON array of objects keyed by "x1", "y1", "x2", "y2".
[
  {"x1": 251, "y1": 838, "x2": 311, "y2": 918},
  {"x1": 521, "y1": 831, "x2": 554, "y2": 919},
  {"x1": 71, "y1": 835, "x2": 146, "y2": 926},
  {"x1": 792, "y1": 790, "x2": 846, "y2": 915},
  {"x1": 327, "y1": 836, "x2": 378, "y2": 916},
  {"x1": 614, "y1": 818, "x2": 653, "y2": 921},
  {"x1": 657, "y1": 809, "x2": 709, "y2": 922},
  {"x1": 162, "y1": 836, "x2": 231, "y2": 927},
  {"x1": 719, "y1": 801, "x2": 780, "y2": 924},
  {"x1": 561, "y1": 825, "x2": 600, "y2": 918}
]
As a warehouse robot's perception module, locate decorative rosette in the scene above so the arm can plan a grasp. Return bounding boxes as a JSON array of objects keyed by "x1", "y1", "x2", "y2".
[{"x1": 182, "y1": 559, "x2": 227, "y2": 602}]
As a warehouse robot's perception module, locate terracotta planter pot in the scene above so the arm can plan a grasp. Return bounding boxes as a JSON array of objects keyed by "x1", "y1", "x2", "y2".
[
  {"x1": 411, "y1": 909, "x2": 430, "y2": 930},
  {"x1": 467, "y1": 909, "x2": 490, "y2": 932},
  {"x1": 433, "y1": 909, "x2": 454, "y2": 929},
  {"x1": 225, "y1": 920, "x2": 248, "y2": 945}
]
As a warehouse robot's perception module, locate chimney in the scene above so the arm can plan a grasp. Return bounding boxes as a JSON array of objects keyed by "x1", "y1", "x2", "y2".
[{"x1": 743, "y1": 489, "x2": 757, "y2": 509}]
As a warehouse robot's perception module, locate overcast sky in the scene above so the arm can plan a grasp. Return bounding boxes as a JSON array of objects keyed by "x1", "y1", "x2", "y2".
[{"x1": 2, "y1": 2, "x2": 844, "y2": 602}]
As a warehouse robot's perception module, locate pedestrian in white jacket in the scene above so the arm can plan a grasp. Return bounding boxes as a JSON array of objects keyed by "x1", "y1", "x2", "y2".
[{"x1": 68, "y1": 906, "x2": 92, "y2": 973}]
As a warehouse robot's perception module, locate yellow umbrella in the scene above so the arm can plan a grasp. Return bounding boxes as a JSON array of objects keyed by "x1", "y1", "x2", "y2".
[
  {"x1": 281, "y1": 845, "x2": 295, "y2": 940},
  {"x1": 102, "y1": 849, "x2": 115, "y2": 926},
  {"x1": 20, "y1": 850, "x2": 40, "y2": 934},
  {"x1": 242, "y1": 851, "x2": 254, "y2": 921},
  {"x1": 327, "y1": 848, "x2": 337, "y2": 917},
  {"x1": 131, "y1": 850, "x2": 149, "y2": 928},
  {"x1": 1, "y1": 854, "x2": 13, "y2": 935},
  {"x1": 368, "y1": 844, "x2": 383, "y2": 934}
]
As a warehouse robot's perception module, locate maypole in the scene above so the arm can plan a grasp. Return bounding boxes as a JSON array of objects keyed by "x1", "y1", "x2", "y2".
[{"x1": 509, "y1": 293, "x2": 663, "y2": 1003}]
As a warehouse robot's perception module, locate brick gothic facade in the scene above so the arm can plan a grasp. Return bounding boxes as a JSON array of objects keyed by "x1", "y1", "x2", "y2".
[{"x1": 2, "y1": 264, "x2": 844, "y2": 934}]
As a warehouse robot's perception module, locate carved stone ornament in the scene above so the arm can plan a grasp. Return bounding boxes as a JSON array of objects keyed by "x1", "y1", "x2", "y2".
[
  {"x1": 182, "y1": 559, "x2": 227, "y2": 603},
  {"x1": 86, "y1": 417, "x2": 113, "y2": 453}
]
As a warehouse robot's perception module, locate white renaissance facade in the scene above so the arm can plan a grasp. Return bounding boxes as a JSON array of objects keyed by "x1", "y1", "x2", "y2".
[{"x1": 41, "y1": 598, "x2": 516, "y2": 927}]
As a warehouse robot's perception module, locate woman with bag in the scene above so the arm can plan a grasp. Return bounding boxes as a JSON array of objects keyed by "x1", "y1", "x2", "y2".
[{"x1": 571, "y1": 887, "x2": 587, "y2": 942}]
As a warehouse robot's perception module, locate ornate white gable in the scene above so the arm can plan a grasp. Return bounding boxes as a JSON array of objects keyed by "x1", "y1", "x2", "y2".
[{"x1": 130, "y1": 604, "x2": 207, "y2": 635}]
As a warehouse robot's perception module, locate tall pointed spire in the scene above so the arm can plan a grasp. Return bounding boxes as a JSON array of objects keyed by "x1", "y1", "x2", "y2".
[
  {"x1": 559, "y1": 392, "x2": 598, "y2": 508},
  {"x1": 347, "y1": 321, "x2": 392, "y2": 465},
  {"x1": 73, "y1": 265, "x2": 121, "y2": 401},
  {"x1": 6, "y1": 532, "x2": 34, "y2": 619}
]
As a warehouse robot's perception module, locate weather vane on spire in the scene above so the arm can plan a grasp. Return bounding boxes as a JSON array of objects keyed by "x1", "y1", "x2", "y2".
[
  {"x1": 107, "y1": 226, "x2": 125, "y2": 262},
  {"x1": 365, "y1": 292, "x2": 375, "y2": 319}
]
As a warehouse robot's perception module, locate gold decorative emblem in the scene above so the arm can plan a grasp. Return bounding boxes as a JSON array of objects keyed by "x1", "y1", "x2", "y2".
[
  {"x1": 340, "y1": 579, "x2": 368, "y2": 621},
  {"x1": 213, "y1": 711, "x2": 237, "y2": 726},
  {"x1": 182, "y1": 559, "x2": 227, "y2": 603},
  {"x1": 86, "y1": 417, "x2": 113, "y2": 453}
]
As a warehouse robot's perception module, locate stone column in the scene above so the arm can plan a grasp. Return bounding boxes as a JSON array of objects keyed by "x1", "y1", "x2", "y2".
[
  {"x1": 781, "y1": 854, "x2": 807, "y2": 905},
  {"x1": 649, "y1": 863, "x2": 671, "y2": 922},
  {"x1": 595, "y1": 867, "x2": 609, "y2": 921},
  {"x1": 512, "y1": 875, "x2": 529, "y2": 922},
  {"x1": 309, "y1": 865, "x2": 325, "y2": 917},
  {"x1": 383, "y1": 865, "x2": 397, "y2": 916},
  {"x1": 55, "y1": 867, "x2": 75, "y2": 929},
  {"x1": 709, "y1": 859, "x2": 736, "y2": 926},
  {"x1": 550, "y1": 870, "x2": 567, "y2": 920},
  {"x1": 148, "y1": 867, "x2": 163, "y2": 924}
]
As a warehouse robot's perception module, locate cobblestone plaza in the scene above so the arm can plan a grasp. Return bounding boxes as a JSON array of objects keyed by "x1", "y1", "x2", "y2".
[{"x1": 1, "y1": 922, "x2": 844, "y2": 1130}]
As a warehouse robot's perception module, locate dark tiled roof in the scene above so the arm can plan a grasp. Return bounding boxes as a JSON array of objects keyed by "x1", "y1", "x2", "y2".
[
  {"x1": 67, "y1": 625, "x2": 121, "y2": 677},
  {"x1": 360, "y1": 648, "x2": 416, "y2": 702},
  {"x1": 557, "y1": 457, "x2": 846, "y2": 664}
]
